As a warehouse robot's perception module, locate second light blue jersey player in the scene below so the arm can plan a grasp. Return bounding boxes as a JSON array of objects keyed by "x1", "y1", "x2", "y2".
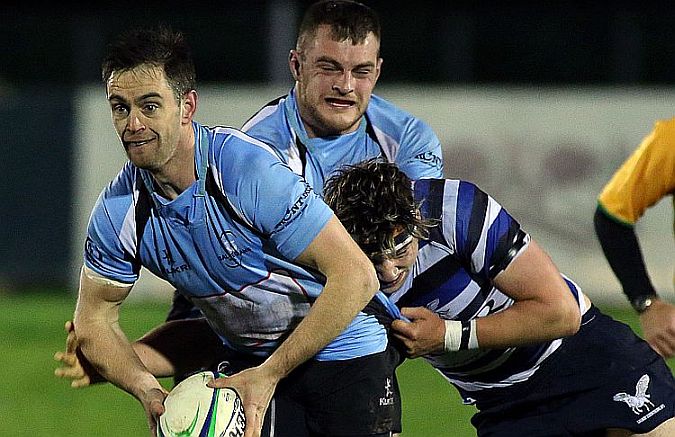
[
  {"x1": 84, "y1": 121, "x2": 392, "y2": 360},
  {"x1": 390, "y1": 178, "x2": 588, "y2": 403},
  {"x1": 242, "y1": 90, "x2": 444, "y2": 193}
]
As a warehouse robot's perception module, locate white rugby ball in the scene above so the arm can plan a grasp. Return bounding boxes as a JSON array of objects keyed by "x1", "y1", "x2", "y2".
[{"x1": 158, "y1": 370, "x2": 246, "y2": 437}]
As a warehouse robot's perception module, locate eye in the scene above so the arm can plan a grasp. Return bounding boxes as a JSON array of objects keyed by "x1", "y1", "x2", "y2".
[
  {"x1": 354, "y1": 68, "x2": 373, "y2": 77},
  {"x1": 316, "y1": 62, "x2": 340, "y2": 72},
  {"x1": 111, "y1": 104, "x2": 129, "y2": 116},
  {"x1": 143, "y1": 102, "x2": 160, "y2": 113},
  {"x1": 394, "y1": 243, "x2": 412, "y2": 258}
]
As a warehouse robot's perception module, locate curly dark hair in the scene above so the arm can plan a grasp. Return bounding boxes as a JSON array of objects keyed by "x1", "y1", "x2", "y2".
[
  {"x1": 297, "y1": 0, "x2": 381, "y2": 51},
  {"x1": 323, "y1": 159, "x2": 436, "y2": 255},
  {"x1": 101, "y1": 24, "x2": 196, "y2": 101}
]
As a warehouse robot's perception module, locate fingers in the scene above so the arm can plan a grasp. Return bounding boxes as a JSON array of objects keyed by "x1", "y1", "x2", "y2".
[
  {"x1": 207, "y1": 376, "x2": 229, "y2": 389},
  {"x1": 391, "y1": 319, "x2": 413, "y2": 339},
  {"x1": 145, "y1": 388, "x2": 167, "y2": 436},
  {"x1": 54, "y1": 350, "x2": 91, "y2": 388},
  {"x1": 400, "y1": 306, "x2": 432, "y2": 320},
  {"x1": 65, "y1": 320, "x2": 78, "y2": 354},
  {"x1": 243, "y1": 402, "x2": 265, "y2": 437},
  {"x1": 648, "y1": 337, "x2": 675, "y2": 359}
]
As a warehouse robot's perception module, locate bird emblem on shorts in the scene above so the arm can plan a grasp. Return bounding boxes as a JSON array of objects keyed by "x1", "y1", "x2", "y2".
[{"x1": 613, "y1": 374, "x2": 655, "y2": 414}]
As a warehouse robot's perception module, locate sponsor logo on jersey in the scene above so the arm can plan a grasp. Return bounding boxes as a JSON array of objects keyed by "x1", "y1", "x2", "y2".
[
  {"x1": 275, "y1": 181, "x2": 313, "y2": 232},
  {"x1": 217, "y1": 231, "x2": 251, "y2": 268},
  {"x1": 415, "y1": 151, "x2": 442, "y2": 170},
  {"x1": 379, "y1": 377, "x2": 395, "y2": 406}
]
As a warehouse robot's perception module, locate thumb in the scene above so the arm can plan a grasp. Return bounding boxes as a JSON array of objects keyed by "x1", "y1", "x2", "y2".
[{"x1": 65, "y1": 320, "x2": 78, "y2": 354}]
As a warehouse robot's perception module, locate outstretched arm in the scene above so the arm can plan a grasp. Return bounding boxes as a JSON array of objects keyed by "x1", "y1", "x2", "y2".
[
  {"x1": 73, "y1": 267, "x2": 167, "y2": 435},
  {"x1": 55, "y1": 317, "x2": 227, "y2": 386},
  {"x1": 595, "y1": 206, "x2": 675, "y2": 357}
]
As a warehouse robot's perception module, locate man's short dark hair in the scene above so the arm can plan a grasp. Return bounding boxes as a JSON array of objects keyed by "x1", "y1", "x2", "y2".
[
  {"x1": 101, "y1": 24, "x2": 196, "y2": 100},
  {"x1": 297, "y1": 0, "x2": 381, "y2": 50},
  {"x1": 323, "y1": 159, "x2": 436, "y2": 255}
]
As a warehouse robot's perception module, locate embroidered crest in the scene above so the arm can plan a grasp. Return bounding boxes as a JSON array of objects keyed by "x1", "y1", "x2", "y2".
[{"x1": 613, "y1": 374, "x2": 655, "y2": 415}]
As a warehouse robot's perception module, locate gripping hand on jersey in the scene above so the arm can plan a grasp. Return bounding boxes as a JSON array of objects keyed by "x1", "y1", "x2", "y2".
[{"x1": 391, "y1": 307, "x2": 446, "y2": 358}]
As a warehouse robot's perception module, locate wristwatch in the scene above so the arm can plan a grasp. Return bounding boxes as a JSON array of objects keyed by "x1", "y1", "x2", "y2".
[{"x1": 631, "y1": 295, "x2": 658, "y2": 314}]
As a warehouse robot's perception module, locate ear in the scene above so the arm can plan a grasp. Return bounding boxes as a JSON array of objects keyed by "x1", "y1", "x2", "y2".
[
  {"x1": 289, "y1": 50, "x2": 302, "y2": 81},
  {"x1": 181, "y1": 90, "x2": 198, "y2": 124},
  {"x1": 373, "y1": 57, "x2": 383, "y2": 83}
]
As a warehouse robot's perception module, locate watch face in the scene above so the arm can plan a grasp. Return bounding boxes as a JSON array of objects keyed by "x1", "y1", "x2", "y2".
[{"x1": 633, "y1": 297, "x2": 655, "y2": 313}]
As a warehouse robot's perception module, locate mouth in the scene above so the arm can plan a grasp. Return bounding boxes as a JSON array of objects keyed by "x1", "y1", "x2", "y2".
[
  {"x1": 325, "y1": 97, "x2": 356, "y2": 108},
  {"x1": 124, "y1": 138, "x2": 155, "y2": 149},
  {"x1": 379, "y1": 271, "x2": 405, "y2": 290}
]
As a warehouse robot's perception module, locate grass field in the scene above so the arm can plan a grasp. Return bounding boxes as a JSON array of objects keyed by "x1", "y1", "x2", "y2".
[{"x1": 2, "y1": 292, "x2": 673, "y2": 436}]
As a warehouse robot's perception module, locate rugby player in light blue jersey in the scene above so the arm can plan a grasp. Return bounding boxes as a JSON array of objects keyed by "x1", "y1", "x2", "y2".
[
  {"x1": 66, "y1": 25, "x2": 403, "y2": 437},
  {"x1": 323, "y1": 160, "x2": 675, "y2": 437},
  {"x1": 166, "y1": 0, "x2": 443, "y2": 328}
]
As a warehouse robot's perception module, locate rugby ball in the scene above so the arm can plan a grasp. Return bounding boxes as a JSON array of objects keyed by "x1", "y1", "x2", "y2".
[{"x1": 158, "y1": 371, "x2": 246, "y2": 437}]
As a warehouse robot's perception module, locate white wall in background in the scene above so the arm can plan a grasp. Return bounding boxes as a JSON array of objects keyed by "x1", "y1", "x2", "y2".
[{"x1": 73, "y1": 85, "x2": 674, "y2": 306}]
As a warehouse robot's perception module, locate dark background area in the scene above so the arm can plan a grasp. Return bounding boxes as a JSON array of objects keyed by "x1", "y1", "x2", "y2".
[
  {"x1": 2, "y1": 2, "x2": 675, "y2": 88},
  {"x1": 1, "y1": 1, "x2": 674, "y2": 290}
]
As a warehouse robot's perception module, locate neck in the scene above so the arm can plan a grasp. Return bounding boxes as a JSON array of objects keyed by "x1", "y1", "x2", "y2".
[{"x1": 151, "y1": 127, "x2": 197, "y2": 200}]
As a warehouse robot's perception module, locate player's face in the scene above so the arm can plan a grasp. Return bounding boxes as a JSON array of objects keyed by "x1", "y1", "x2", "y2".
[
  {"x1": 292, "y1": 25, "x2": 382, "y2": 138},
  {"x1": 367, "y1": 227, "x2": 418, "y2": 294},
  {"x1": 106, "y1": 65, "x2": 186, "y2": 172}
]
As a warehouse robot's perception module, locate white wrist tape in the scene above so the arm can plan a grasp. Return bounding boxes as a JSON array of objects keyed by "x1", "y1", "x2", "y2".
[
  {"x1": 444, "y1": 319, "x2": 479, "y2": 352},
  {"x1": 444, "y1": 320, "x2": 462, "y2": 352}
]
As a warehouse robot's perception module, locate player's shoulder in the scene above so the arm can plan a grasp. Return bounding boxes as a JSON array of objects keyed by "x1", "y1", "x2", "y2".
[
  {"x1": 207, "y1": 125, "x2": 289, "y2": 190},
  {"x1": 242, "y1": 95, "x2": 287, "y2": 133},
  {"x1": 413, "y1": 177, "x2": 475, "y2": 197},
  {"x1": 367, "y1": 94, "x2": 436, "y2": 138},
  {"x1": 99, "y1": 161, "x2": 137, "y2": 200},
  {"x1": 649, "y1": 116, "x2": 675, "y2": 146},
  {"x1": 209, "y1": 125, "x2": 282, "y2": 163},
  {"x1": 653, "y1": 116, "x2": 675, "y2": 132},
  {"x1": 367, "y1": 94, "x2": 417, "y2": 122}
]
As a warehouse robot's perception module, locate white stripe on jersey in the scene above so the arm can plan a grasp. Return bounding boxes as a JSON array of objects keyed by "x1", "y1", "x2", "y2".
[
  {"x1": 241, "y1": 102, "x2": 279, "y2": 132},
  {"x1": 214, "y1": 126, "x2": 282, "y2": 159},
  {"x1": 370, "y1": 124, "x2": 398, "y2": 163},
  {"x1": 119, "y1": 180, "x2": 141, "y2": 256},
  {"x1": 471, "y1": 195, "x2": 503, "y2": 273},
  {"x1": 441, "y1": 179, "x2": 460, "y2": 251},
  {"x1": 441, "y1": 340, "x2": 562, "y2": 391},
  {"x1": 285, "y1": 129, "x2": 303, "y2": 175}
]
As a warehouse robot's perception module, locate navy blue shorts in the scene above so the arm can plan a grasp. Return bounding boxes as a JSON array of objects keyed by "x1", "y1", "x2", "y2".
[
  {"x1": 214, "y1": 342, "x2": 402, "y2": 437},
  {"x1": 471, "y1": 305, "x2": 675, "y2": 436}
]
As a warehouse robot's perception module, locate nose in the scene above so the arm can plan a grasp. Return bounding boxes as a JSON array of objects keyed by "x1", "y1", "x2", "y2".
[
  {"x1": 126, "y1": 110, "x2": 146, "y2": 133},
  {"x1": 332, "y1": 71, "x2": 353, "y2": 94},
  {"x1": 375, "y1": 258, "x2": 399, "y2": 282}
]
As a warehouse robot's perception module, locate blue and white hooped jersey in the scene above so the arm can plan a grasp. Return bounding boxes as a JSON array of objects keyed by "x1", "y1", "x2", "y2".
[
  {"x1": 241, "y1": 90, "x2": 443, "y2": 195},
  {"x1": 390, "y1": 179, "x2": 587, "y2": 400},
  {"x1": 84, "y1": 121, "x2": 389, "y2": 360}
]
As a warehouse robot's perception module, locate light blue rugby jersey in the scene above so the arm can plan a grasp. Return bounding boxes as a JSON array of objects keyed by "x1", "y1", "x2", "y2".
[
  {"x1": 84, "y1": 121, "x2": 390, "y2": 360},
  {"x1": 241, "y1": 90, "x2": 443, "y2": 194},
  {"x1": 389, "y1": 178, "x2": 588, "y2": 402}
]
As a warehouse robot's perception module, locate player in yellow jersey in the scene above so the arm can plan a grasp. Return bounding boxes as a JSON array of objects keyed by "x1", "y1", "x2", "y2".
[{"x1": 595, "y1": 117, "x2": 675, "y2": 358}]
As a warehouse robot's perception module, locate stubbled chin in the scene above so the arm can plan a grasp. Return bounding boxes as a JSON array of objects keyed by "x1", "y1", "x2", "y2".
[{"x1": 320, "y1": 113, "x2": 361, "y2": 135}]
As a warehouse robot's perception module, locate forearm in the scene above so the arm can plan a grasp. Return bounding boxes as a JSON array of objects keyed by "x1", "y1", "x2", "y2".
[
  {"x1": 74, "y1": 269, "x2": 162, "y2": 399},
  {"x1": 475, "y1": 298, "x2": 578, "y2": 349},
  {"x1": 264, "y1": 269, "x2": 378, "y2": 378},
  {"x1": 135, "y1": 318, "x2": 226, "y2": 378},
  {"x1": 594, "y1": 207, "x2": 657, "y2": 300},
  {"x1": 75, "y1": 317, "x2": 162, "y2": 398}
]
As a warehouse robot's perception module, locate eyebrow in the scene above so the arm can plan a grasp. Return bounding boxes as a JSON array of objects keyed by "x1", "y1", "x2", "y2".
[
  {"x1": 108, "y1": 92, "x2": 164, "y2": 103},
  {"x1": 314, "y1": 56, "x2": 376, "y2": 70}
]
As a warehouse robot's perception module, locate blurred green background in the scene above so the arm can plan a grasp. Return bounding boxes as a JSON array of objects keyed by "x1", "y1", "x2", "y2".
[{"x1": 1, "y1": 292, "x2": 674, "y2": 436}]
